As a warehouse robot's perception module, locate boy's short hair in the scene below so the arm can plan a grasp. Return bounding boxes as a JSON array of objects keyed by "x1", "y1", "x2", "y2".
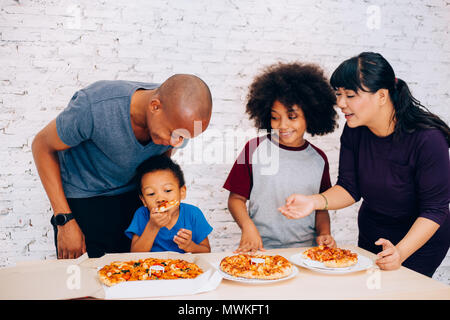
[
  {"x1": 246, "y1": 62, "x2": 338, "y2": 136},
  {"x1": 135, "y1": 154, "x2": 186, "y2": 194}
]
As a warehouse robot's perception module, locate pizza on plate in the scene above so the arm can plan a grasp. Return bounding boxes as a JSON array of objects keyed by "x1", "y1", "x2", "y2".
[
  {"x1": 219, "y1": 254, "x2": 293, "y2": 280},
  {"x1": 302, "y1": 245, "x2": 358, "y2": 268},
  {"x1": 155, "y1": 200, "x2": 179, "y2": 212},
  {"x1": 98, "y1": 257, "x2": 203, "y2": 286}
]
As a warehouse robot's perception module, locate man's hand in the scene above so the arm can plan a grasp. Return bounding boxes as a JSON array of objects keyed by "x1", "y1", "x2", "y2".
[{"x1": 57, "y1": 219, "x2": 86, "y2": 259}]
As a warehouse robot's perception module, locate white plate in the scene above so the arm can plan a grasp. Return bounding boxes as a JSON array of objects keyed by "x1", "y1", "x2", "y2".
[
  {"x1": 217, "y1": 263, "x2": 299, "y2": 284},
  {"x1": 290, "y1": 252, "x2": 373, "y2": 275}
]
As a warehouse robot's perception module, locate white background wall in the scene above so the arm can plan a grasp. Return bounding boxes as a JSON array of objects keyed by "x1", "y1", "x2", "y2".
[{"x1": 0, "y1": 0, "x2": 449, "y2": 285}]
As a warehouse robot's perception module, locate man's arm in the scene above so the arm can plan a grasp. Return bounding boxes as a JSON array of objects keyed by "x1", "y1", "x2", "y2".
[
  {"x1": 32, "y1": 119, "x2": 71, "y2": 213},
  {"x1": 31, "y1": 119, "x2": 86, "y2": 259}
]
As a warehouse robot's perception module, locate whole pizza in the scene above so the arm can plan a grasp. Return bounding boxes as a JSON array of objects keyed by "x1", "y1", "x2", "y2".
[
  {"x1": 219, "y1": 254, "x2": 293, "y2": 280},
  {"x1": 98, "y1": 258, "x2": 203, "y2": 286},
  {"x1": 302, "y1": 245, "x2": 358, "y2": 268}
]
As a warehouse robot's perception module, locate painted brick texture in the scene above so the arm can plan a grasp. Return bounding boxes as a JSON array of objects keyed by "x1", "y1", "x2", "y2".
[{"x1": 0, "y1": 0, "x2": 449, "y2": 285}]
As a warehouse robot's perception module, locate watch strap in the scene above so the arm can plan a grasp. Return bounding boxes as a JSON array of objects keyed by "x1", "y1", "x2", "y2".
[{"x1": 51, "y1": 213, "x2": 74, "y2": 226}]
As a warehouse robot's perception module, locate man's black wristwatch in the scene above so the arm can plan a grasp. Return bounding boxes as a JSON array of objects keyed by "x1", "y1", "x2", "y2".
[{"x1": 51, "y1": 213, "x2": 74, "y2": 227}]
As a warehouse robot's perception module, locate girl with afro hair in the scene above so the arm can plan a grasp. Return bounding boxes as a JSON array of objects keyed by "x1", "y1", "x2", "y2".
[{"x1": 223, "y1": 62, "x2": 339, "y2": 252}]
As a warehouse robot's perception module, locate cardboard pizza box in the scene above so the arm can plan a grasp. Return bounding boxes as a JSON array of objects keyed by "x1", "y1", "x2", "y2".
[
  {"x1": 87, "y1": 251, "x2": 222, "y2": 299},
  {"x1": 0, "y1": 252, "x2": 222, "y2": 300},
  {"x1": 0, "y1": 254, "x2": 100, "y2": 299}
]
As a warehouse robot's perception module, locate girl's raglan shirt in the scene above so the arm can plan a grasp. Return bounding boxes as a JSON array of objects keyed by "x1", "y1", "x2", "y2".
[
  {"x1": 125, "y1": 203, "x2": 213, "y2": 253},
  {"x1": 223, "y1": 135, "x2": 331, "y2": 248}
]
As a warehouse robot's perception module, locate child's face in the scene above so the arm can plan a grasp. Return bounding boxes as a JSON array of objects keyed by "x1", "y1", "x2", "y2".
[
  {"x1": 139, "y1": 169, "x2": 186, "y2": 213},
  {"x1": 270, "y1": 100, "x2": 307, "y2": 147}
]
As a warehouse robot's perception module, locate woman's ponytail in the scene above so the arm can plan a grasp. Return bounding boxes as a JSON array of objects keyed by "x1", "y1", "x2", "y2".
[{"x1": 393, "y1": 77, "x2": 450, "y2": 146}]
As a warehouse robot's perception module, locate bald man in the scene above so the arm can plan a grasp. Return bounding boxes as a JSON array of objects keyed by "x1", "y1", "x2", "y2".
[{"x1": 32, "y1": 75, "x2": 212, "y2": 259}]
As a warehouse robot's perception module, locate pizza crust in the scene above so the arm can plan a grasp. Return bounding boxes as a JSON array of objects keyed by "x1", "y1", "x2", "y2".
[
  {"x1": 233, "y1": 266, "x2": 293, "y2": 280},
  {"x1": 323, "y1": 258, "x2": 357, "y2": 268},
  {"x1": 98, "y1": 272, "x2": 124, "y2": 287}
]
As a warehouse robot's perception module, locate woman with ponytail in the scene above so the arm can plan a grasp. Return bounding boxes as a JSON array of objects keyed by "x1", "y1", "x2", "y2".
[{"x1": 279, "y1": 52, "x2": 449, "y2": 277}]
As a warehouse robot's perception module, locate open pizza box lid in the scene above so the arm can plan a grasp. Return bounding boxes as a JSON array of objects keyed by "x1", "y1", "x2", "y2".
[{"x1": 0, "y1": 252, "x2": 222, "y2": 300}]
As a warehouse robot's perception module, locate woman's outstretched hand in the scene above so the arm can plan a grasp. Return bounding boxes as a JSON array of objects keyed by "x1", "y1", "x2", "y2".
[{"x1": 278, "y1": 194, "x2": 316, "y2": 219}]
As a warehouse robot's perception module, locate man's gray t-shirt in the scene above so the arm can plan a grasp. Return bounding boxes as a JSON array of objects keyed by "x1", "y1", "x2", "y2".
[{"x1": 56, "y1": 80, "x2": 171, "y2": 198}]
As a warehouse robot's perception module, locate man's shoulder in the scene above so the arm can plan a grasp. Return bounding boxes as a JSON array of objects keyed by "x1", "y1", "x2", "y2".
[{"x1": 81, "y1": 80, "x2": 160, "y2": 104}]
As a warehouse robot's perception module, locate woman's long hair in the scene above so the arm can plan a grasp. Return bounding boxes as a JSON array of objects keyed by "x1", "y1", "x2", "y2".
[{"x1": 330, "y1": 52, "x2": 449, "y2": 145}]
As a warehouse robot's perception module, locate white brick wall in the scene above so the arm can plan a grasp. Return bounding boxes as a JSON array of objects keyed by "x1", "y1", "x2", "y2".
[{"x1": 0, "y1": 0, "x2": 449, "y2": 286}]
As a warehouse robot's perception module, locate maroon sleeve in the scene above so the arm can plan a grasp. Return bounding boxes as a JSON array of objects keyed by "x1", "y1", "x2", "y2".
[
  {"x1": 223, "y1": 137, "x2": 262, "y2": 199},
  {"x1": 309, "y1": 142, "x2": 332, "y2": 193}
]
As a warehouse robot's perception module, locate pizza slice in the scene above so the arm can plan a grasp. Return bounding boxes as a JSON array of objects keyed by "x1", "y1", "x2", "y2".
[
  {"x1": 97, "y1": 261, "x2": 135, "y2": 286},
  {"x1": 155, "y1": 200, "x2": 180, "y2": 212}
]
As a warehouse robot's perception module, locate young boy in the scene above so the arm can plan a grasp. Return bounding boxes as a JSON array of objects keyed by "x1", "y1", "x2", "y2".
[
  {"x1": 223, "y1": 62, "x2": 338, "y2": 253},
  {"x1": 125, "y1": 155, "x2": 212, "y2": 253}
]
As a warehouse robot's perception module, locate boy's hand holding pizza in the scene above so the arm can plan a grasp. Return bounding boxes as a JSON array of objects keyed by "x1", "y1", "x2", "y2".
[{"x1": 149, "y1": 208, "x2": 171, "y2": 229}]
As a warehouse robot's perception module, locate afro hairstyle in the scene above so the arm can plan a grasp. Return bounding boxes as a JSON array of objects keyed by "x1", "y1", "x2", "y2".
[{"x1": 245, "y1": 62, "x2": 338, "y2": 136}]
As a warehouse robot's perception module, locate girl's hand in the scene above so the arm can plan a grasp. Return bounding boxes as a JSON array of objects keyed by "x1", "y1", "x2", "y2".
[
  {"x1": 375, "y1": 238, "x2": 403, "y2": 270},
  {"x1": 316, "y1": 234, "x2": 336, "y2": 248},
  {"x1": 235, "y1": 224, "x2": 265, "y2": 254},
  {"x1": 173, "y1": 228, "x2": 194, "y2": 251},
  {"x1": 278, "y1": 194, "x2": 316, "y2": 219}
]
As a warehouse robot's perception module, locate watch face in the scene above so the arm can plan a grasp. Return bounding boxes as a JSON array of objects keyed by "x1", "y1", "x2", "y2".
[{"x1": 55, "y1": 214, "x2": 66, "y2": 225}]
